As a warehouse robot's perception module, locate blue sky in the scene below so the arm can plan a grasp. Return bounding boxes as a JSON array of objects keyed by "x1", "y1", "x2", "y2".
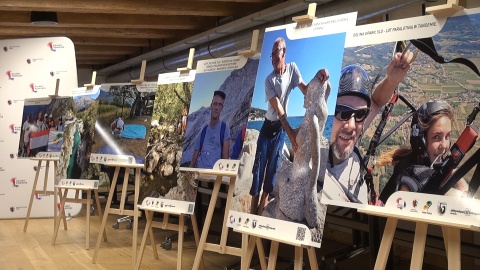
[
  {"x1": 189, "y1": 70, "x2": 232, "y2": 112},
  {"x1": 252, "y1": 28, "x2": 346, "y2": 116}
]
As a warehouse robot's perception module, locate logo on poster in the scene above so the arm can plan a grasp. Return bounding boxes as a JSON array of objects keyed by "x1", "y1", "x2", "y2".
[
  {"x1": 11, "y1": 178, "x2": 18, "y2": 187},
  {"x1": 47, "y1": 42, "x2": 65, "y2": 52},
  {"x1": 437, "y1": 202, "x2": 447, "y2": 215},
  {"x1": 8, "y1": 100, "x2": 12, "y2": 105},
  {"x1": 10, "y1": 207, "x2": 14, "y2": 213},
  {"x1": 396, "y1": 198, "x2": 406, "y2": 209},
  {"x1": 3, "y1": 46, "x2": 7, "y2": 52},
  {"x1": 34, "y1": 193, "x2": 42, "y2": 200},
  {"x1": 422, "y1": 200, "x2": 433, "y2": 214},
  {"x1": 9, "y1": 124, "x2": 18, "y2": 134},
  {"x1": 27, "y1": 59, "x2": 31, "y2": 64},
  {"x1": 229, "y1": 215, "x2": 235, "y2": 224},
  {"x1": 252, "y1": 219, "x2": 257, "y2": 229}
]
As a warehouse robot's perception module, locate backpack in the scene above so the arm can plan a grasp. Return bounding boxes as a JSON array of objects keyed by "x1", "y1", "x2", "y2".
[{"x1": 198, "y1": 121, "x2": 226, "y2": 154}]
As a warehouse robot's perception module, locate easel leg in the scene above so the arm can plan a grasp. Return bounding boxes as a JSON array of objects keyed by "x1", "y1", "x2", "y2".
[
  {"x1": 266, "y1": 241, "x2": 279, "y2": 270},
  {"x1": 294, "y1": 246, "x2": 303, "y2": 270},
  {"x1": 410, "y1": 222, "x2": 428, "y2": 270},
  {"x1": 256, "y1": 237, "x2": 267, "y2": 270},
  {"x1": 135, "y1": 210, "x2": 153, "y2": 270},
  {"x1": 374, "y1": 217, "x2": 398, "y2": 270},
  {"x1": 149, "y1": 224, "x2": 159, "y2": 259},
  {"x1": 132, "y1": 168, "x2": 141, "y2": 270},
  {"x1": 93, "y1": 166, "x2": 120, "y2": 263},
  {"x1": 24, "y1": 159, "x2": 42, "y2": 232},
  {"x1": 190, "y1": 213, "x2": 205, "y2": 270},
  {"x1": 52, "y1": 188, "x2": 68, "y2": 245},
  {"x1": 94, "y1": 190, "x2": 107, "y2": 242},
  {"x1": 446, "y1": 227, "x2": 461, "y2": 270},
  {"x1": 307, "y1": 246, "x2": 319, "y2": 270},
  {"x1": 241, "y1": 234, "x2": 251, "y2": 270},
  {"x1": 220, "y1": 177, "x2": 236, "y2": 250},
  {"x1": 191, "y1": 177, "x2": 222, "y2": 270},
  {"x1": 86, "y1": 190, "x2": 91, "y2": 249},
  {"x1": 177, "y1": 214, "x2": 185, "y2": 270}
]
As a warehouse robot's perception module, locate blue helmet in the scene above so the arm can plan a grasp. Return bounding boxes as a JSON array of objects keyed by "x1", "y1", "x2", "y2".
[{"x1": 337, "y1": 65, "x2": 372, "y2": 107}]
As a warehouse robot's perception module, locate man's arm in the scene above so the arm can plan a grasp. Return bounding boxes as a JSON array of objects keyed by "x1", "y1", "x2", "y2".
[
  {"x1": 190, "y1": 150, "x2": 199, "y2": 168},
  {"x1": 269, "y1": 96, "x2": 298, "y2": 152},
  {"x1": 222, "y1": 139, "x2": 230, "y2": 159},
  {"x1": 364, "y1": 51, "x2": 411, "y2": 129}
]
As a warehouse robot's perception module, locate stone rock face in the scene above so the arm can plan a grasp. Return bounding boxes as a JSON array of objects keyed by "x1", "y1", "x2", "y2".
[
  {"x1": 141, "y1": 124, "x2": 197, "y2": 202},
  {"x1": 263, "y1": 77, "x2": 331, "y2": 243},
  {"x1": 230, "y1": 129, "x2": 258, "y2": 212},
  {"x1": 181, "y1": 58, "x2": 259, "y2": 165}
]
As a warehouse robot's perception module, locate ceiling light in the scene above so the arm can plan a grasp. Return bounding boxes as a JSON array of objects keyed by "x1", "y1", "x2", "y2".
[{"x1": 31, "y1": 11, "x2": 58, "y2": 25}]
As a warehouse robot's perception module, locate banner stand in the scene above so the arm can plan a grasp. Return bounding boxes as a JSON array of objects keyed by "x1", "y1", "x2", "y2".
[
  {"x1": 92, "y1": 162, "x2": 144, "y2": 269},
  {"x1": 23, "y1": 156, "x2": 64, "y2": 232},
  {"x1": 180, "y1": 159, "x2": 242, "y2": 270}
]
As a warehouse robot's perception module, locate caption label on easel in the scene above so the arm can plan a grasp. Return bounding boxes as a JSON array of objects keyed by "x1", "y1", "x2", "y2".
[
  {"x1": 90, "y1": 153, "x2": 135, "y2": 165},
  {"x1": 212, "y1": 159, "x2": 240, "y2": 173},
  {"x1": 196, "y1": 56, "x2": 248, "y2": 73},
  {"x1": 140, "y1": 197, "x2": 195, "y2": 215},
  {"x1": 56, "y1": 179, "x2": 99, "y2": 189},
  {"x1": 158, "y1": 70, "x2": 196, "y2": 84},
  {"x1": 385, "y1": 191, "x2": 480, "y2": 225},
  {"x1": 228, "y1": 210, "x2": 319, "y2": 247},
  {"x1": 36, "y1": 151, "x2": 60, "y2": 158}
]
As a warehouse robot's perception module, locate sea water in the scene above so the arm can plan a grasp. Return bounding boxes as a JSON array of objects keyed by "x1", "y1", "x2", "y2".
[{"x1": 247, "y1": 115, "x2": 333, "y2": 148}]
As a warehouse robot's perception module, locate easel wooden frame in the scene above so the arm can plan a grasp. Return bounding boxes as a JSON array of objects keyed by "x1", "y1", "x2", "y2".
[
  {"x1": 92, "y1": 162, "x2": 144, "y2": 270},
  {"x1": 23, "y1": 156, "x2": 64, "y2": 232},
  {"x1": 135, "y1": 205, "x2": 204, "y2": 270},
  {"x1": 52, "y1": 179, "x2": 107, "y2": 249},
  {"x1": 131, "y1": 60, "x2": 147, "y2": 85},
  {"x1": 179, "y1": 168, "x2": 241, "y2": 270},
  {"x1": 358, "y1": 206, "x2": 479, "y2": 270},
  {"x1": 237, "y1": 6, "x2": 321, "y2": 270},
  {"x1": 237, "y1": 231, "x2": 319, "y2": 270}
]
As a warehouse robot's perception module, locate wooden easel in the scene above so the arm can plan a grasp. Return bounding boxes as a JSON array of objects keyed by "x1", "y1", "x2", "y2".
[
  {"x1": 358, "y1": 206, "x2": 479, "y2": 270},
  {"x1": 237, "y1": 231, "x2": 319, "y2": 270},
  {"x1": 23, "y1": 156, "x2": 64, "y2": 232},
  {"x1": 92, "y1": 162, "x2": 144, "y2": 270},
  {"x1": 84, "y1": 71, "x2": 97, "y2": 89},
  {"x1": 131, "y1": 60, "x2": 147, "y2": 85},
  {"x1": 136, "y1": 51, "x2": 201, "y2": 270},
  {"x1": 24, "y1": 80, "x2": 63, "y2": 232},
  {"x1": 135, "y1": 198, "x2": 204, "y2": 270},
  {"x1": 180, "y1": 160, "x2": 241, "y2": 270}
]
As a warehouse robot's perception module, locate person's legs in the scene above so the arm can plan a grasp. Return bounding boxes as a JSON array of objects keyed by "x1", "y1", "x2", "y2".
[
  {"x1": 258, "y1": 130, "x2": 286, "y2": 215},
  {"x1": 250, "y1": 132, "x2": 269, "y2": 214}
]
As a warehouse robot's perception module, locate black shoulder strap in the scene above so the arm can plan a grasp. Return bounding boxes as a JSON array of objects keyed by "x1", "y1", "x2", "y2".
[
  {"x1": 411, "y1": 38, "x2": 480, "y2": 77},
  {"x1": 198, "y1": 125, "x2": 208, "y2": 153}
]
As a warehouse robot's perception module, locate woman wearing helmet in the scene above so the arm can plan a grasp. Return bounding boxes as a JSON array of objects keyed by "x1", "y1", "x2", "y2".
[{"x1": 378, "y1": 100, "x2": 468, "y2": 203}]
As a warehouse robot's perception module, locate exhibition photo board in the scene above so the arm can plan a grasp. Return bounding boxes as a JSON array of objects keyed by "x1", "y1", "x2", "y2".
[
  {"x1": 90, "y1": 82, "x2": 157, "y2": 167},
  {"x1": 140, "y1": 70, "x2": 196, "y2": 209},
  {"x1": 228, "y1": 12, "x2": 357, "y2": 248},
  {"x1": 321, "y1": 7, "x2": 480, "y2": 227},
  {"x1": 0, "y1": 37, "x2": 77, "y2": 219}
]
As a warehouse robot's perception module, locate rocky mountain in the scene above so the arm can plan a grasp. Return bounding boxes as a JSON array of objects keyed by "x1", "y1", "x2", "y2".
[
  {"x1": 181, "y1": 58, "x2": 259, "y2": 165},
  {"x1": 74, "y1": 95, "x2": 94, "y2": 112}
]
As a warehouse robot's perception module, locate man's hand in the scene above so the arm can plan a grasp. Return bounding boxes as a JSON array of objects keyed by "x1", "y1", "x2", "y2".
[
  {"x1": 316, "y1": 69, "x2": 330, "y2": 84},
  {"x1": 386, "y1": 51, "x2": 411, "y2": 85}
]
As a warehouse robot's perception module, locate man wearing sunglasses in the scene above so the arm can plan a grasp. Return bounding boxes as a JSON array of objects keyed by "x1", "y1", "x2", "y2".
[
  {"x1": 250, "y1": 37, "x2": 329, "y2": 215},
  {"x1": 323, "y1": 57, "x2": 410, "y2": 204}
]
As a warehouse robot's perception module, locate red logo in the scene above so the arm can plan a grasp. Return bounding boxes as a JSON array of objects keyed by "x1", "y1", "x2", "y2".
[
  {"x1": 11, "y1": 178, "x2": 18, "y2": 187},
  {"x1": 29, "y1": 83, "x2": 37, "y2": 93},
  {"x1": 47, "y1": 42, "x2": 56, "y2": 52},
  {"x1": 6, "y1": 70, "x2": 13, "y2": 80},
  {"x1": 9, "y1": 124, "x2": 17, "y2": 134}
]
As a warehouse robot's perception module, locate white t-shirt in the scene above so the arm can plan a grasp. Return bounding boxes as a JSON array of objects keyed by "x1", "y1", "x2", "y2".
[
  {"x1": 264, "y1": 62, "x2": 302, "y2": 121},
  {"x1": 322, "y1": 151, "x2": 368, "y2": 204}
]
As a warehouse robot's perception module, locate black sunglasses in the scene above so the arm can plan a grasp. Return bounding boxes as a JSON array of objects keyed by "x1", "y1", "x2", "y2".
[
  {"x1": 334, "y1": 104, "x2": 370, "y2": 123},
  {"x1": 270, "y1": 47, "x2": 284, "y2": 58}
]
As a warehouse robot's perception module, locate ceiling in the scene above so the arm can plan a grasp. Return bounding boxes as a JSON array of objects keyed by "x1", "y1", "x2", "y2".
[
  {"x1": 0, "y1": 0, "x2": 436, "y2": 81},
  {"x1": 0, "y1": 0, "x2": 300, "y2": 71}
]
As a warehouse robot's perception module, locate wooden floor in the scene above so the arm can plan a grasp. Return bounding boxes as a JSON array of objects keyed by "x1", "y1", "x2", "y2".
[{"x1": 0, "y1": 202, "x2": 461, "y2": 270}]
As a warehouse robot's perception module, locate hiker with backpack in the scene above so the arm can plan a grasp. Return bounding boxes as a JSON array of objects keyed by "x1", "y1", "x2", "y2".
[{"x1": 190, "y1": 91, "x2": 230, "y2": 169}]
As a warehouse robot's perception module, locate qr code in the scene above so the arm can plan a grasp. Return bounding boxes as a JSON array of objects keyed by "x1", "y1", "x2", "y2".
[
  {"x1": 296, "y1": 227, "x2": 306, "y2": 241},
  {"x1": 188, "y1": 204, "x2": 194, "y2": 213}
]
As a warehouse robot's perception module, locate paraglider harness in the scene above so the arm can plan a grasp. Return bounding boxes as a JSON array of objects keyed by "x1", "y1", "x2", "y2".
[{"x1": 362, "y1": 38, "x2": 480, "y2": 203}]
